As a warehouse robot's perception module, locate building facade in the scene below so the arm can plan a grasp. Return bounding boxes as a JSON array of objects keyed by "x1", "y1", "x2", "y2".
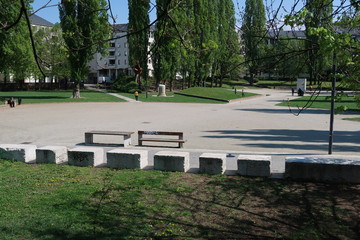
[{"x1": 88, "y1": 24, "x2": 154, "y2": 83}]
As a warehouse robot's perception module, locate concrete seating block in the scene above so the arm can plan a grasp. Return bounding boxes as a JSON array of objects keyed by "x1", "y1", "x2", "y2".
[
  {"x1": 0, "y1": 144, "x2": 37, "y2": 163},
  {"x1": 36, "y1": 146, "x2": 68, "y2": 164},
  {"x1": 199, "y1": 153, "x2": 226, "y2": 174},
  {"x1": 285, "y1": 157, "x2": 360, "y2": 183},
  {"x1": 237, "y1": 155, "x2": 271, "y2": 177},
  {"x1": 68, "y1": 147, "x2": 104, "y2": 167},
  {"x1": 107, "y1": 149, "x2": 148, "y2": 169},
  {"x1": 154, "y1": 151, "x2": 190, "y2": 172}
]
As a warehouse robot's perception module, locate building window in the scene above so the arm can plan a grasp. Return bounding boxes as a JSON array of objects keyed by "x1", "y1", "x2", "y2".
[
  {"x1": 124, "y1": 51, "x2": 127, "y2": 56},
  {"x1": 124, "y1": 59, "x2": 127, "y2": 64},
  {"x1": 110, "y1": 42, "x2": 115, "y2": 47},
  {"x1": 124, "y1": 42, "x2": 127, "y2": 48},
  {"x1": 109, "y1": 60, "x2": 115, "y2": 65},
  {"x1": 118, "y1": 60, "x2": 121, "y2": 65},
  {"x1": 109, "y1": 51, "x2": 115, "y2": 56},
  {"x1": 118, "y1": 52, "x2": 121, "y2": 56}
]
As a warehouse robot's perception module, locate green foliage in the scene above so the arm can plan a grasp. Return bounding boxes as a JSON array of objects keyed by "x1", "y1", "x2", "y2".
[
  {"x1": 0, "y1": 0, "x2": 33, "y2": 82},
  {"x1": 59, "y1": 0, "x2": 111, "y2": 97},
  {"x1": 152, "y1": 0, "x2": 241, "y2": 89},
  {"x1": 111, "y1": 72, "x2": 139, "y2": 93},
  {"x1": 128, "y1": 0, "x2": 150, "y2": 81},
  {"x1": 241, "y1": 0, "x2": 267, "y2": 80}
]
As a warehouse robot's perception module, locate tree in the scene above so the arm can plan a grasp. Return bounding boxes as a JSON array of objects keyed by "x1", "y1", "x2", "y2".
[
  {"x1": 241, "y1": 0, "x2": 267, "y2": 85},
  {"x1": 213, "y1": 0, "x2": 242, "y2": 87},
  {"x1": 32, "y1": 23, "x2": 71, "y2": 86},
  {"x1": 128, "y1": 0, "x2": 150, "y2": 89},
  {"x1": 0, "y1": 0, "x2": 33, "y2": 87},
  {"x1": 304, "y1": 0, "x2": 333, "y2": 85},
  {"x1": 59, "y1": 0, "x2": 110, "y2": 98}
]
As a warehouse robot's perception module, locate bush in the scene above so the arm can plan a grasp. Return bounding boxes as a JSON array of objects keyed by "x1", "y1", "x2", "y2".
[{"x1": 111, "y1": 73, "x2": 138, "y2": 92}]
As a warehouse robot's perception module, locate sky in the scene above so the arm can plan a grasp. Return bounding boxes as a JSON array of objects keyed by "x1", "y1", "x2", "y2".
[{"x1": 30, "y1": 0, "x2": 349, "y2": 25}]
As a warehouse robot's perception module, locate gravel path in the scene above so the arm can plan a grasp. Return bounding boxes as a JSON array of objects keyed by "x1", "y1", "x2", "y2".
[{"x1": 1, "y1": 88, "x2": 359, "y2": 156}]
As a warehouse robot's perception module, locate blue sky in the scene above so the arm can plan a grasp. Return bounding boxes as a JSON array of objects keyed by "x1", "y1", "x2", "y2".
[{"x1": 31, "y1": 0, "x2": 348, "y2": 24}]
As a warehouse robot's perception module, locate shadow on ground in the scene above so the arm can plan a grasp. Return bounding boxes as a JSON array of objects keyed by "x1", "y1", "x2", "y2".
[
  {"x1": 21, "y1": 175, "x2": 360, "y2": 239},
  {"x1": 204, "y1": 129, "x2": 360, "y2": 153}
]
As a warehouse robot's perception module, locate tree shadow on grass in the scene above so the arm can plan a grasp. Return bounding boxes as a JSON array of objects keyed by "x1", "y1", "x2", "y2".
[{"x1": 22, "y1": 173, "x2": 360, "y2": 239}]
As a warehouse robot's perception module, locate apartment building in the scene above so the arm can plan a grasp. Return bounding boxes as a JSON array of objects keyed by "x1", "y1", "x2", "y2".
[{"x1": 88, "y1": 24, "x2": 154, "y2": 83}]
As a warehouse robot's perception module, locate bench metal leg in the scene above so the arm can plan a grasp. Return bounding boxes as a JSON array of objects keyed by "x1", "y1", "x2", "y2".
[
  {"x1": 138, "y1": 134, "x2": 143, "y2": 146},
  {"x1": 123, "y1": 135, "x2": 132, "y2": 147},
  {"x1": 85, "y1": 133, "x2": 93, "y2": 144}
]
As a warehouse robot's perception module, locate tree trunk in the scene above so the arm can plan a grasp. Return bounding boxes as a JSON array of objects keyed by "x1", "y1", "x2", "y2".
[{"x1": 72, "y1": 82, "x2": 81, "y2": 98}]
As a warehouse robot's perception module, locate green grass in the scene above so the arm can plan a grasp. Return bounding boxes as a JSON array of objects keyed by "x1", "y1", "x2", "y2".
[
  {"x1": 0, "y1": 90, "x2": 125, "y2": 104},
  {"x1": 119, "y1": 91, "x2": 226, "y2": 103},
  {"x1": 278, "y1": 96, "x2": 360, "y2": 112},
  {"x1": 343, "y1": 117, "x2": 360, "y2": 122},
  {"x1": 0, "y1": 159, "x2": 359, "y2": 239},
  {"x1": 177, "y1": 87, "x2": 258, "y2": 101}
]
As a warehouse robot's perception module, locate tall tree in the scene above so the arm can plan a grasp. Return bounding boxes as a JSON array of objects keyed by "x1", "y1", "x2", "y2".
[
  {"x1": 128, "y1": 0, "x2": 150, "y2": 88},
  {"x1": 59, "y1": 0, "x2": 110, "y2": 98},
  {"x1": 305, "y1": 0, "x2": 333, "y2": 85},
  {"x1": 214, "y1": 0, "x2": 242, "y2": 87},
  {"x1": 241, "y1": 0, "x2": 267, "y2": 85},
  {"x1": 0, "y1": 0, "x2": 33, "y2": 87}
]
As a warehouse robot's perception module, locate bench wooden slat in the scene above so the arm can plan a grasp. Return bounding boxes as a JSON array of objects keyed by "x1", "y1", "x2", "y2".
[
  {"x1": 138, "y1": 130, "x2": 186, "y2": 148},
  {"x1": 138, "y1": 138, "x2": 187, "y2": 143},
  {"x1": 138, "y1": 131, "x2": 183, "y2": 136}
]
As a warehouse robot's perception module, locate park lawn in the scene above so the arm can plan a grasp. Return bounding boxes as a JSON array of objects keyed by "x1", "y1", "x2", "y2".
[
  {"x1": 343, "y1": 117, "x2": 360, "y2": 122},
  {"x1": 119, "y1": 91, "x2": 226, "y2": 103},
  {"x1": 0, "y1": 90, "x2": 125, "y2": 104},
  {"x1": 177, "y1": 87, "x2": 258, "y2": 101},
  {"x1": 0, "y1": 159, "x2": 359, "y2": 239},
  {"x1": 278, "y1": 96, "x2": 360, "y2": 112}
]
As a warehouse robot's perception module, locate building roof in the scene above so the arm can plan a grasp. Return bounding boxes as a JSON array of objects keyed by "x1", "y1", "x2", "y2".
[{"x1": 29, "y1": 14, "x2": 54, "y2": 27}]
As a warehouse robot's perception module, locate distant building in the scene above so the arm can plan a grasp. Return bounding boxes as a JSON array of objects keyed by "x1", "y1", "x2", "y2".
[
  {"x1": 88, "y1": 24, "x2": 154, "y2": 83},
  {"x1": 29, "y1": 14, "x2": 54, "y2": 29}
]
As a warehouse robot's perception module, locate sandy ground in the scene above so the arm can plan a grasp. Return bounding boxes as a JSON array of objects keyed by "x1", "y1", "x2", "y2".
[{"x1": 1, "y1": 88, "x2": 359, "y2": 155}]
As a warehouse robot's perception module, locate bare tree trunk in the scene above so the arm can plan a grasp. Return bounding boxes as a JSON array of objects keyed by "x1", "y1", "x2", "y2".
[{"x1": 72, "y1": 82, "x2": 81, "y2": 98}]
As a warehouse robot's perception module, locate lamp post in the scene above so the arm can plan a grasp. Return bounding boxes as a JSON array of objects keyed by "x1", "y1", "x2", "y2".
[{"x1": 328, "y1": 53, "x2": 336, "y2": 154}]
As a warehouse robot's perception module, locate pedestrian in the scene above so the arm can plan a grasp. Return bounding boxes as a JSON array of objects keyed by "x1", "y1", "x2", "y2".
[
  {"x1": 9, "y1": 97, "x2": 15, "y2": 108},
  {"x1": 134, "y1": 91, "x2": 139, "y2": 101},
  {"x1": 309, "y1": 84, "x2": 313, "y2": 91},
  {"x1": 234, "y1": 88, "x2": 237, "y2": 94}
]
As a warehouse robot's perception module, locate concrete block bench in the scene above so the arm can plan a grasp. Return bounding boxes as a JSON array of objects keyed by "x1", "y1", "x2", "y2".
[
  {"x1": 199, "y1": 153, "x2": 226, "y2": 174},
  {"x1": 107, "y1": 149, "x2": 148, "y2": 169},
  {"x1": 36, "y1": 146, "x2": 68, "y2": 164},
  {"x1": 237, "y1": 155, "x2": 271, "y2": 177},
  {"x1": 285, "y1": 157, "x2": 360, "y2": 183},
  {"x1": 68, "y1": 147, "x2": 104, "y2": 167},
  {"x1": 154, "y1": 151, "x2": 190, "y2": 172},
  {"x1": 0, "y1": 144, "x2": 37, "y2": 163}
]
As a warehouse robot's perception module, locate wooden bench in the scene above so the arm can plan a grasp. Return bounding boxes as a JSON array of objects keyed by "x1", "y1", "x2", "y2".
[
  {"x1": 85, "y1": 131, "x2": 134, "y2": 147},
  {"x1": 138, "y1": 131, "x2": 186, "y2": 148}
]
